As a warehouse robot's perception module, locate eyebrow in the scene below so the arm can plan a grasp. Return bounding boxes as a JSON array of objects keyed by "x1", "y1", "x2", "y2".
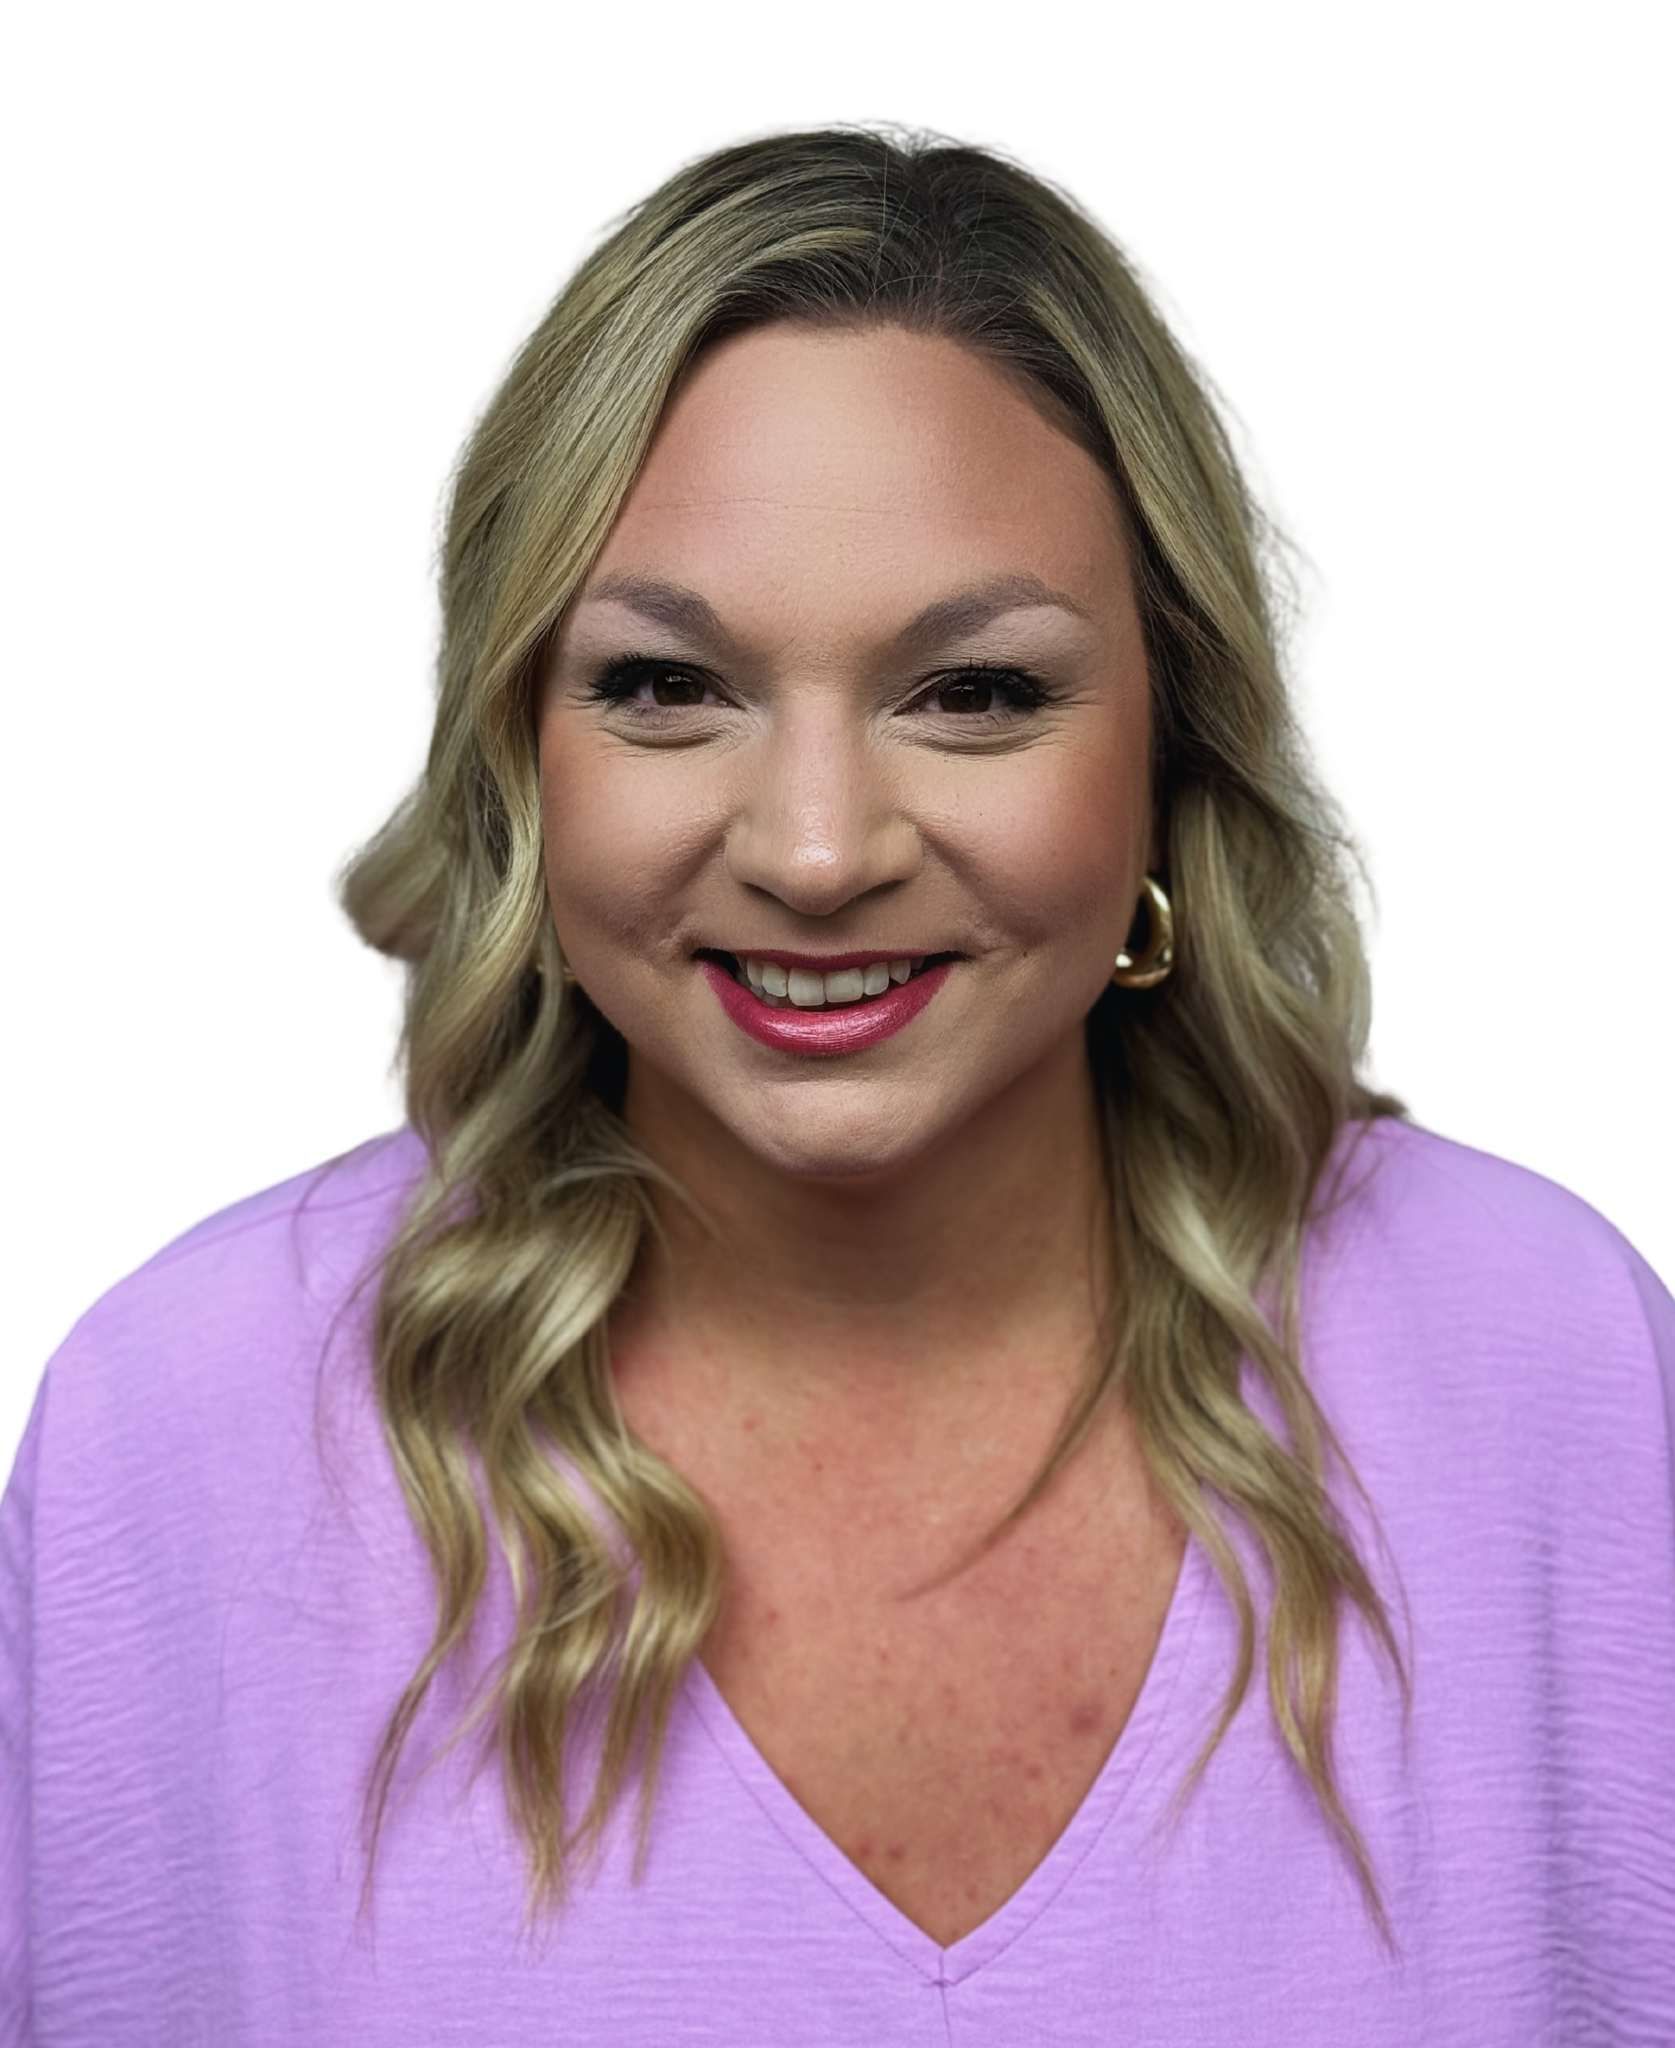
[{"x1": 574, "y1": 569, "x2": 1095, "y2": 658}]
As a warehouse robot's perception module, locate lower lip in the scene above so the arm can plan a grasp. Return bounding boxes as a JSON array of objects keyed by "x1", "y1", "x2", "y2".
[{"x1": 697, "y1": 957, "x2": 958, "y2": 1057}]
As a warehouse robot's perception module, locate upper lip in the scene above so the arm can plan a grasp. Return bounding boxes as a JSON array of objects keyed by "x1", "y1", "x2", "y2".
[{"x1": 697, "y1": 946, "x2": 959, "y2": 972}]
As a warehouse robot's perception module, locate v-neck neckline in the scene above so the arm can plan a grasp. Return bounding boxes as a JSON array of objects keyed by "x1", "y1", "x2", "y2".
[{"x1": 681, "y1": 1517, "x2": 1212, "y2": 1985}]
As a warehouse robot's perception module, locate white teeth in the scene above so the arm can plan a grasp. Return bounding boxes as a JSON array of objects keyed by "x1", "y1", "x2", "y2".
[{"x1": 737, "y1": 954, "x2": 935, "y2": 1008}]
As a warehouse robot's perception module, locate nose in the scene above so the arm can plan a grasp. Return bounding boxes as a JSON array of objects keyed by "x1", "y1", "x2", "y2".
[{"x1": 721, "y1": 699, "x2": 922, "y2": 919}]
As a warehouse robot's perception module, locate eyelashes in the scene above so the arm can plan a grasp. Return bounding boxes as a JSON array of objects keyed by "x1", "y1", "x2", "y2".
[{"x1": 581, "y1": 652, "x2": 1061, "y2": 732}]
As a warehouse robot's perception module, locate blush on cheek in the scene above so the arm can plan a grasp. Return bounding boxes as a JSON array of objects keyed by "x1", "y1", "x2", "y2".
[{"x1": 539, "y1": 756, "x2": 685, "y2": 964}]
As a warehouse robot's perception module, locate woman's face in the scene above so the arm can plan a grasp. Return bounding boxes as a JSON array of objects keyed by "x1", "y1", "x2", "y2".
[{"x1": 537, "y1": 322, "x2": 1158, "y2": 1186}]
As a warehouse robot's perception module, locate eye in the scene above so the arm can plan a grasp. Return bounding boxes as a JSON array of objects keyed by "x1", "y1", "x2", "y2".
[
  {"x1": 585, "y1": 657, "x2": 723, "y2": 715},
  {"x1": 582, "y1": 654, "x2": 1060, "y2": 730}
]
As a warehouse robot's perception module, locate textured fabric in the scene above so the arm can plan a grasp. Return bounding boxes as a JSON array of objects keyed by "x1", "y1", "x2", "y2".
[{"x1": 2, "y1": 1114, "x2": 1672, "y2": 2045}]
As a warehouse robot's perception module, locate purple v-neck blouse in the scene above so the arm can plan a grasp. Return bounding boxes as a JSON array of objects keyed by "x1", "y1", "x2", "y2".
[{"x1": 2, "y1": 1114, "x2": 1672, "y2": 2043}]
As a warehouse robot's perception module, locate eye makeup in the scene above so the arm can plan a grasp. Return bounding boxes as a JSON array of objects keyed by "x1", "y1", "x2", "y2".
[{"x1": 581, "y1": 652, "x2": 1062, "y2": 732}]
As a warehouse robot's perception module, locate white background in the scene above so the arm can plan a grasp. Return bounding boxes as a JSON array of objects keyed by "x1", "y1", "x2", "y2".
[{"x1": 4, "y1": 1, "x2": 1670, "y2": 1475}]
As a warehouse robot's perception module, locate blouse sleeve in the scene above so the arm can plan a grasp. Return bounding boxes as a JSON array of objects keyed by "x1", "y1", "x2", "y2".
[
  {"x1": 1598, "y1": 1218, "x2": 1675, "y2": 2024},
  {"x1": 0, "y1": 1366, "x2": 51, "y2": 2044},
  {"x1": 1622, "y1": 1226, "x2": 1675, "y2": 1479}
]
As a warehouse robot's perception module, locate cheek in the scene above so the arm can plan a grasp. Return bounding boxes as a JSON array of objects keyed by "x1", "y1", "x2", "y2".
[
  {"x1": 544, "y1": 755, "x2": 659, "y2": 862},
  {"x1": 958, "y1": 749, "x2": 1138, "y2": 953},
  {"x1": 538, "y1": 741, "x2": 682, "y2": 958}
]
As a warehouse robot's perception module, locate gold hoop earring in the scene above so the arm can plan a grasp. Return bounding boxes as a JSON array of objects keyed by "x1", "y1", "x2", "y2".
[{"x1": 1110, "y1": 874, "x2": 1174, "y2": 988}]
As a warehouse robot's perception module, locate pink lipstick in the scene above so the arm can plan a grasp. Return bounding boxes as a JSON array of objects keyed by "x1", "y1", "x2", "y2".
[{"x1": 697, "y1": 954, "x2": 957, "y2": 1057}]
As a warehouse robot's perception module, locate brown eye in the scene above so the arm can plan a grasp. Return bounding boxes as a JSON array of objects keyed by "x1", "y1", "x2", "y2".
[
  {"x1": 913, "y1": 665, "x2": 1055, "y2": 722},
  {"x1": 585, "y1": 652, "x2": 1058, "y2": 731},
  {"x1": 586, "y1": 657, "x2": 720, "y2": 711},
  {"x1": 934, "y1": 675, "x2": 1004, "y2": 715}
]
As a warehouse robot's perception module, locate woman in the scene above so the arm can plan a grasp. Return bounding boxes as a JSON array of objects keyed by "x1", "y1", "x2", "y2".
[{"x1": 4, "y1": 122, "x2": 1671, "y2": 2042}]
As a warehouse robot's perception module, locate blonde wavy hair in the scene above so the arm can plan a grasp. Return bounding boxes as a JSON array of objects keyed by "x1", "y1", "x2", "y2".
[{"x1": 317, "y1": 119, "x2": 1418, "y2": 1959}]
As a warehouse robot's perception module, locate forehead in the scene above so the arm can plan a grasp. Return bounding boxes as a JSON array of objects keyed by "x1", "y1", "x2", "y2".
[{"x1": 584, "y1": 325, "x2": 1131, "y2": 627}]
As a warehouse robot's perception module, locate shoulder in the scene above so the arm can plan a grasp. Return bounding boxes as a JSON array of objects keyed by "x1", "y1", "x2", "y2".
[
  {"x1": 64, "y1": 1121, "x2": 425, "y2": 1350},
  {"x1": 1304, "y1": 1114, "x2": 1673, "y2": 1444},
  {"x1": 121, "y1": 1122, "x2": 426, "y2": 1293},
  {"x1": 1325, "y1": 1113, "x2": 1640, "y2": 1255},
  {"x1": 20, "y1": 1125, "x2": 430, "y2": 1490}
]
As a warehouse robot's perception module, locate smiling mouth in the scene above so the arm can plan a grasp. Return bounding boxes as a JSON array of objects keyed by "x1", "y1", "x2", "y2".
[{"x1": 696, "y1": 949, "x2": 959, "y2": 1008}]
